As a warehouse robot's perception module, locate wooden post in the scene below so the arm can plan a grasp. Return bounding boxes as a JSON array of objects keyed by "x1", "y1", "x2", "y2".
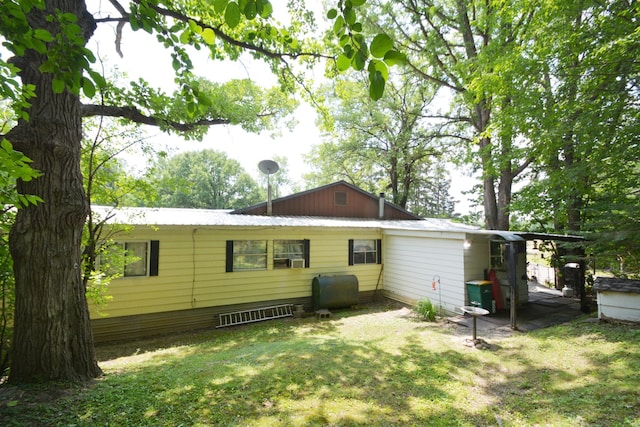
[{"x1": 506, "y1": 241, "x2": 519, "y2": 330}]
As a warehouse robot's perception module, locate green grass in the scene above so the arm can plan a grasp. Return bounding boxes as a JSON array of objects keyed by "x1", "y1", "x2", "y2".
[{"x1": 2, "y1": 302, "x2": 640, "y2": 426}]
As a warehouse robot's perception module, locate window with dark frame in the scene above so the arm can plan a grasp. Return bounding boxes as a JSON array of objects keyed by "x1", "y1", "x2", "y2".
[
  {"x1": 124, "y1": 242, "x2": 148, "y2": 276},
  {"x1": 226, "y1": 239, "x2": 310, "y2": 272},
  {"x1": 274, "y1": 239, "x2": 310, "y2": 269},
  {"x1": 97, "y1": 240, "x2": 159, "y2": 278},
  {"x1": 227, "y1": 240, "x2": 267, "y2": 271},
  {"x1": 348, "y1": 239, "x2": 382, "y2": 265}
]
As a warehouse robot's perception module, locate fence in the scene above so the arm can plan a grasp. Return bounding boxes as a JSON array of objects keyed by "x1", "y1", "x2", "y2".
[{"x1": 528, "y1": 263, "x2": 556, "y2": 287}]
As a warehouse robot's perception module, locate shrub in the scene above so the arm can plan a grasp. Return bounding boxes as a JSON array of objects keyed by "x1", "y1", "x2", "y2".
[{"x1": 414, "y1": 298, "x2": 437, "y2": 321}]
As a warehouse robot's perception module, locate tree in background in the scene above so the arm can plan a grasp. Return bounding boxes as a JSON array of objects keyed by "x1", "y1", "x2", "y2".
[
  {"x1": 359, "y1": 0, "x2": 538, "y2": 230},
  {"x1": 147, "y1": 149, "x2": 263, "y2": 209},
  {"x1": 506, "y1": 1, "x2": 640, "y2": 274},
  {"x1": 306, "y1": 72, "x2": 455, "y2": 215},
  {"x1": 511, "y1": 1, "x2": 640, "y2": 231},
  {"x1": 405, "y1": 162, "x2": 456, "y2": 218}
]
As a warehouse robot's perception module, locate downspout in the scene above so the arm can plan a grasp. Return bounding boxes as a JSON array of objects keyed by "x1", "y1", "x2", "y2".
[{"x1": 378, "y1": 193, "x2": 385, "y2": 219}]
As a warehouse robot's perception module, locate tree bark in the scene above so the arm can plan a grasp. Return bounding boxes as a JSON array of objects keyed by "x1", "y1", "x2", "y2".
[
  {"x1": 480, "y1": 141, "x2": 499, "y2": 230},
  {"x1": 7, "y1": 0, "x2": 102, "y2": 382}
]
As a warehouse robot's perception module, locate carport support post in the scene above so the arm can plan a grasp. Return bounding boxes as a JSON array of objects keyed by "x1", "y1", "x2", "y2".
[{"x1": 506, "y1": 242, "x2": 518, "y2": 330}]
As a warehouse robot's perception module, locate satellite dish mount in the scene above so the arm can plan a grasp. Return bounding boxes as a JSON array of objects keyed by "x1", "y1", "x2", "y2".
[{"x1": 258, "y1": 160, "x2": 280, "y2": 216}]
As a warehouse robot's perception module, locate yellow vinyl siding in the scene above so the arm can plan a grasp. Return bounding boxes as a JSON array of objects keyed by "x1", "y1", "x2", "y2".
[{"x1": 89, "y1": 226, "x2": 383, "y2": 319}]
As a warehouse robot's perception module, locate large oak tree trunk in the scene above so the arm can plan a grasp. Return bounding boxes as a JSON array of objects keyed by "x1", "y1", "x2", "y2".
[{"x1": 7, "y1": 0, "x2": 101, "y2": 382}]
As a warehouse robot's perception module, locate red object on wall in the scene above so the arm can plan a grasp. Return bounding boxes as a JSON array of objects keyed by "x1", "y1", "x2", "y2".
[{"x1": 489, "y1": 269, "x2": 505, "y2": 311}]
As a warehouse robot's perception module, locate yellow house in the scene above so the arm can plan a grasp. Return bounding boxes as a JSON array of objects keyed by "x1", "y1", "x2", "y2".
[
  {"x1": 90, "y1": 208, "x2": 392, "y2": 342},
  {"x1": 90, "y1": 181, "x2": 423, "y2": 342},
  {"x1": 90, "y1": 181, "x2": 575, "y2": 342}
]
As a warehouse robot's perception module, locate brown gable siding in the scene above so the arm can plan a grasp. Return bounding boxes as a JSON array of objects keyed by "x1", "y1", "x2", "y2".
[{"x1": 233, "y1": 181, "x2": 421, "y2": 220}]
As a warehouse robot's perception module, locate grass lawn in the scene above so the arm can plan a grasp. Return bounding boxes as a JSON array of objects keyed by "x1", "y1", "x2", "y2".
[{"x1": 1, "y1": 301, "x2": 639, "y2": 426}]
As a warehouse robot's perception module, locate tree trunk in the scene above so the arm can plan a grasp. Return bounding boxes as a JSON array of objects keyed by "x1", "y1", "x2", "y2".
[
  {"x1": 478, "y1": 135, "x2": 499, "y2": 230},
  {"x1": 7, "y1": 0, "x2": 101, "y2": 382},
  {"x1": 497, "y1": 170, "x2": 512, "y2": 231}
]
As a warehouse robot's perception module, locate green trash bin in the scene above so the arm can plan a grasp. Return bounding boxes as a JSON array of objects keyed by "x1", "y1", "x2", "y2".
[{"x1": 466, "y1": 280, "x2": 493, "y2": 312}]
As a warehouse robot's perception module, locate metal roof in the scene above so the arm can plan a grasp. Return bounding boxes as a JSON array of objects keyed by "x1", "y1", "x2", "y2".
[
  {"x1": 92, "y1": 205, "x2": 480, "y2": 233},
  {"x1": 92, "y1": 206, "x2": 583, "y2": 242}
]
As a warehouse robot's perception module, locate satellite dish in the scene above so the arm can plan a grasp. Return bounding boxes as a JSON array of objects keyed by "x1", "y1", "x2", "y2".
[
  {"x1": 258, "y1": 160, "x2": 279, "y2": 216},
  {"x1": 258, "y1": 159, "x2": 279, "y2": 175}
]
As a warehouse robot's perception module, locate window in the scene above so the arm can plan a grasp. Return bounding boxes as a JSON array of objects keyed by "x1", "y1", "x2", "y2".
[
  {"x1": 334, "y1": 191, "x2": 347, "y2": 206},
  {"x1": 124, "y1": 242, "x2": 148, "y2": 276},
  {"x1": 98, "y1": 240, "x2": 159, "y2": 277},
  {"x1": 226, "y1": 240, "x2": 267, "y2": 272},
  {"x1": 273, "y1": 239, "x2": 310, "y2": 269},
  {"x1": 490, "y1": 240, "x2": 505, "y2": 270},
  {"x1": 348, "y1": 239, "x2": 382, "y2": 265}
]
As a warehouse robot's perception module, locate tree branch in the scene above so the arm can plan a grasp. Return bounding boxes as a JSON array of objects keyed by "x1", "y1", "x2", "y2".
[
  {"x1": 137, "y1": 0, "x2": 330, "y2": 62},
  {"x1": 80, "y1": 104, "x2": 230, "y2": 131}
]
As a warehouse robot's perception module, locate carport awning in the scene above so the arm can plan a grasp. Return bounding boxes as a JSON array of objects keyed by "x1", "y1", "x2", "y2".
[
  {"x1": 514, "y1": 232, "x2": 584, "y2": 242},
  {"x1": 490, "y1": 231, "x2": 525, "y2": 241},
  {"x1": 466, "y1": 230, "x2": 583, "y2": 243}
]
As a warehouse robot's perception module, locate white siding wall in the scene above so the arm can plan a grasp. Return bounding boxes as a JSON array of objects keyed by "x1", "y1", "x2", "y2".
[
  {"x1": 597, "y1": 292, "x2": 640, "y2": 322},
  {"x1": 463, "y1": 236, "x2": 489, "y2": 282},
  {"x1": 383, "y1": 232, "x2": 465, "y2": 314}
]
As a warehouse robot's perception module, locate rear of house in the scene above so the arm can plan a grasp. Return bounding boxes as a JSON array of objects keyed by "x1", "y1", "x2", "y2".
[
  {"x1": 89, "y1": 181, "x2": 534, "y2": 342},
  {"x1": 90, "y1": 212, "x2": 387, "y2": 342}
]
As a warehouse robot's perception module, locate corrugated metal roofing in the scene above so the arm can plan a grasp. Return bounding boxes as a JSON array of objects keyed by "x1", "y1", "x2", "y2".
[
  {"x1": 92, "y1": 206, "x2": 583, "y2": 242},
  {"x1": 92, "y1": 205, "x2": 480, "y2": 233}
]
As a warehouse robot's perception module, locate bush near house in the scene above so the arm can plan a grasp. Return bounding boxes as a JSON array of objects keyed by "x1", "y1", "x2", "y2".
[{"x1": 414, "y1": 298, "x2": 437, "y2": 321}]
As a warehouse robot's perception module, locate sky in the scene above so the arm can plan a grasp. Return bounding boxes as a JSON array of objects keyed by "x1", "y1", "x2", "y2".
[
  {"x1": 89, "y1": 2, "x2": 475, "y2": 214},
  {"x1": 91, "y1": 4, "x2": 323, "y2": 183}
]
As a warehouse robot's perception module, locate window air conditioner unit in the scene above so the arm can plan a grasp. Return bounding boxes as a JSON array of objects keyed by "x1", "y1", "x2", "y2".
[{"x1": 290, "y1": 259, "x2": 305, "y2": 269}]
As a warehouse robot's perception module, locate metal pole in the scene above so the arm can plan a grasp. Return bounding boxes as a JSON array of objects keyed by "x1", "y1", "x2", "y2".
[
  {"x1": 472, "y1": 315, "x2": 477, "y2": 341},
  {"x1": 267, "y1": 176, "x2": 272, "y2": 216},
  {"x1": 507, "y1": 242, "x2": 518, "y2": 330}
]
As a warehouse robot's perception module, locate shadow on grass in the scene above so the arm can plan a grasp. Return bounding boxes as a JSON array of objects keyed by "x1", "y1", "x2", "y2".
[
  {"x1": 3, "y1": 302, "x2": 499, "y2": 426},
  {"x1": 3, "y1": 305, "x2": 639, "y2": 426},
  {"x1": 94, "y1": 300, "x2": 408, "y2": 362},
  {"x1": 482, "y1": 320, "x2": 640, "y2": 426}
]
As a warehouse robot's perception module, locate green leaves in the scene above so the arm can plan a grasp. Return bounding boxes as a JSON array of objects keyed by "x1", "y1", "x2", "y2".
[
  {"x1": 0, "y1": 138, "x2": 42, "y2": 209},
  {"x1": 328, "y1": 2, "x2": 406, "y2": 100},
  {"x1": 367, "y1": 60, "x2": 387, "y2": 100},
  {"x1": 201, "y1": 28, "x2": 216, "y2": 45},
  {"x1": 148, "y1": 149, "x2": 265, "y2": 209},
  {"x1": 224, "y1": 2, "x2": 241, "y2": 28},
  {"x1": 214, "y1": 1, "x2": 272, "y2": 28},
  {"x1": 370, "y1": 34, "x2": 392, "y2": 58},
  {"x1": 214, "y1": 0, "x2": 229, "y2": 13}
]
